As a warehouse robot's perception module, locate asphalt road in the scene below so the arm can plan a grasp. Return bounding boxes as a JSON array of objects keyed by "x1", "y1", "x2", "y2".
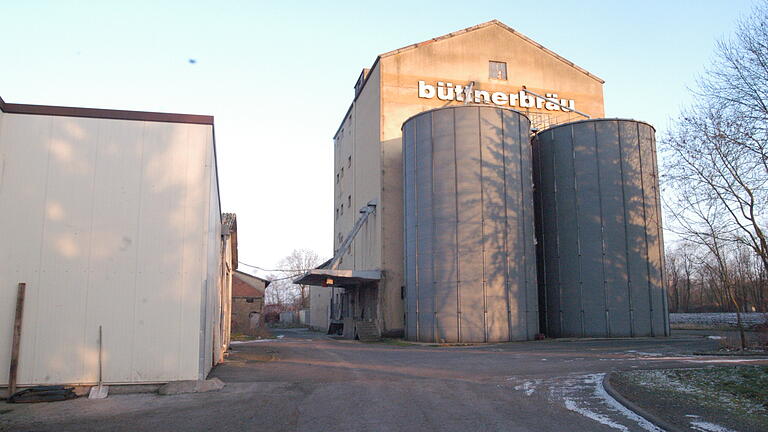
[{"x1": 3, "y1": 328, "x2": 766, "y2": 432}]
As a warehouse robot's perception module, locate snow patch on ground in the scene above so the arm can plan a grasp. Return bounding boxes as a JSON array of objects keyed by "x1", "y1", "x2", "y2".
[
  {"x1": 631, "y1": 369, "x2": 699, "y2": 394},
  {"x1": 593, "y1": 375, "x2": 665, "y2": 432},
  {"x1": 623, "y1": 368, "x2": 767, "y2": 421},
  {"x1": 550, "y1": 374, "x2": 663, "y2": 432},
  {"x1": 626, "y1": 350, "x2": 663, "y2": 357},
  {"x1": 564, "y1": 398, "x2": 630, "y2": 431},
  {"x1": 690, "y1": 421, "x2": 738, "y2": 432},
  {"x1": 670, "y1": 312, "x2": 767, "y2": 327},
  {"x1": 513, "y1": 380, "x2": 540, "y2": 396}
]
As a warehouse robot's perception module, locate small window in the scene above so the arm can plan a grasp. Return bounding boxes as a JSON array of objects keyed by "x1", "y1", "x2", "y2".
[
  {"x1": 341, "y1": 167, "x2": 344, "y2": 178},
  {"x1": 340, "y1": 204, "x2": 344, "y2": 215},
  {"x1": 348, "y1": 195, "x2": 351, "y2": 207},
  {"x1": 335, "y1": 208, "x2": 339, "y2": 219},
  {"x1": 348, "y1": 155, "x2": 352, "y2": 168},
  {"x1": 336, "y1": 173, "x2": 339, "y2": 184},
  {"x1": 489, "y1": 61, "x2": 507, "y2": 80},
  {"x1": 246, "y1": 298, "x2": 255, "y2": 303}
]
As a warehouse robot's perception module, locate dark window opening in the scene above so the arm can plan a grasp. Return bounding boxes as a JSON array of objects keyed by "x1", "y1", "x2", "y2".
[{"x1": 489, "y1": 61, "x2": 507, "y2": 80}]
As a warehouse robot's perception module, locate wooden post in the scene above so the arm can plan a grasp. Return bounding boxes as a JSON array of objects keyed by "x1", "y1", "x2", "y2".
[{"x1": 8, "y1": 283, "x2": 26, "y2": 399}]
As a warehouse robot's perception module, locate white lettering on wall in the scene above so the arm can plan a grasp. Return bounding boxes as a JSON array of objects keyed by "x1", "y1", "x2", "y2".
[{"x1": 417, "y1": 80, "x2": 576, "y2": 112}]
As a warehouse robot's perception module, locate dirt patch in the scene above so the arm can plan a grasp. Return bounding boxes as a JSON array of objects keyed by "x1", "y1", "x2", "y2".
[
  {"x1": 609, "y1": 366, "x2": 768, "y2": 432},
  {"x1": 231, "y1": 326, "x2": 275, "y2": 341}
]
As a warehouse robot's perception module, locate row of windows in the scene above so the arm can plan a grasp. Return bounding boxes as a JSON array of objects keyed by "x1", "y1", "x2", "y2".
[
  {"x1": 336, "y1": 233, "x2": 352, "y2": 256},
  {"x1": 335, "y1": 195, "x2": 352, "y2": 219},
  {"x1": 335, "y1": 156, "x2": 353, "y2": 184}
]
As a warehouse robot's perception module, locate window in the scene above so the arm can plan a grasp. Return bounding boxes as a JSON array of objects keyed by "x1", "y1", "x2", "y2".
[
  {"x1": 348, "y1": 155, "x2": 352, "y2": 168},
  {"x1": 335, "y1": 208, "x2": 339, "y2": 219},
  {"x1": 341, "y1": 167, "x2": 344, "y2": 178},
  {"x1": 489, "y1": 61, "x2": 507, "y2": 80},
  {"x1": 336, "y1": 173, "x2": 339, "y2": 184},
  {"x1": 246, "y1": 298, "x2": 254, "y2": 303},
  {"x1": 348, "y1": 195, "x2": 351, "y2": 208},
  {"x1": 340, "y1": 204, "x2": 344, "y2": 215}
]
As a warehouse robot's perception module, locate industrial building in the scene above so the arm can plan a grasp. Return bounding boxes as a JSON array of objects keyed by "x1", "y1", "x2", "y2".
[
  {"x1": 0, "y1": 96, "x2": 235, "y2": 386},
  {"x1": 300, "y1": 20, "x2": 668, "y2": 342}
]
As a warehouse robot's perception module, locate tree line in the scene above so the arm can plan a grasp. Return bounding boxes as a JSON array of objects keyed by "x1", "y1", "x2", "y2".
[
  {"x1": 666, "y1": 242, "x2": 766, "y2": 313},
  {"x1": 662, "y1": 0, "x2": 768, "y2": 335}
]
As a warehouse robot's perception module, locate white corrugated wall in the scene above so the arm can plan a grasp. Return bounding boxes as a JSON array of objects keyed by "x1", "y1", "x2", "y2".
[{"x1": 0, "y1": 112, "x2": 220, "y2": 385}]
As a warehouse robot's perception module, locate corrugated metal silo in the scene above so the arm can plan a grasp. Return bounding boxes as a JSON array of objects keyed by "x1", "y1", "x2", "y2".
[
  {"x1": 532, "y1": 119, "x2": 669, "y2": 338},
  {"x1": 402, "y1": 105, "x2": 539, "y2": 343}
]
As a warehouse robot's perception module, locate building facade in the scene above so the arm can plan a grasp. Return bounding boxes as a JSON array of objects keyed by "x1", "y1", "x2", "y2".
[
  {"x1": 231, "y1": 270, "x2": 269, "y2": 335},
  {"x1": 0, "y1": 96, "x2": 234, "y2": 385},
  {"x1": 314, "y1": 21, "x2": 606, "y2": 338}
]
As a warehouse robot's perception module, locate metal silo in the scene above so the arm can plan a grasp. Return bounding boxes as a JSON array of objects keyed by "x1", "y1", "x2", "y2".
[
  {"x1": 402, "y1": 105, "x2": 539, "y2": 343},
  {"x1": 533, "y1": 119, "x2": 669, "y2": 338}
]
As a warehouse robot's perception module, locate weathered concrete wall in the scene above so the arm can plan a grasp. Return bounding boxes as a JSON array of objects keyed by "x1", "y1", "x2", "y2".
[
  {"x1": 231, "y1": 297, "x2": 264, "y2": 335},
  {"x1": 308, "y1": 286, "x2": 332, "y2": 332}
]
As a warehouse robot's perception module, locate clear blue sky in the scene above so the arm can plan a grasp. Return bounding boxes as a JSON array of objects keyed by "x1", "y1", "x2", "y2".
[{"x1": 0, "y1": 1, "x2": 757, "y2": 275}]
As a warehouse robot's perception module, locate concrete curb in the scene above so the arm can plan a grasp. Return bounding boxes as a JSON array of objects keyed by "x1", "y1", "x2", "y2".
[
  {"x1": 158, "y1": 378, "x2": 225, "y2": 396},
  {"x1": 602, "y1": 373, "x2": 683, "y2": 432}
]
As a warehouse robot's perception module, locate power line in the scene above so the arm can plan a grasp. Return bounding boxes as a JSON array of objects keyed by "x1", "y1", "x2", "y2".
[
  {"x1": 265, "y1": 273, "x2": 304, "y2": 282},
  {"x1": 237, "y1": 261, "x2": 314, "y2": 275}
]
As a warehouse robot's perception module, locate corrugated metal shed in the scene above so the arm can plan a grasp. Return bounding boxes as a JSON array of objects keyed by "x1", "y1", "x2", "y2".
[{"x1": 0, "y1": 98, "x2": 230, "y2": 385}]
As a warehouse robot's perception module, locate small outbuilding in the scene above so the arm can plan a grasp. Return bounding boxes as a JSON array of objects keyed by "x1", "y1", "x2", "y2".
[
  {"x1": 0, "y1": 96, "x2": 235, "y2": 386},
  {"x1": 231, "y1": 270, "x2": 270, "y2": 335}
]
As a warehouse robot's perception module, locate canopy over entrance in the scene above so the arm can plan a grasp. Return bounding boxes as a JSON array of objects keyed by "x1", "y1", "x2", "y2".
[{"x1": 293, "y1": 269, "x2": 381, "y2": 288}]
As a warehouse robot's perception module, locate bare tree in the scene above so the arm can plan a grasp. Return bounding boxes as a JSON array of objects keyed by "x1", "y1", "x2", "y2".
[
  {"x1": 278, "y1": 249, "x2": 323, "y2": 309},
  {"x1": 663, "y1": 1, "x2": 768, "y2": 348},
  {"x1": 664, "y1": 2, "x2": 768, "y2": 276},
  {"x1": 263, "y1": 249, "x2": 324, "y2": 309},
  {"x1": 264, "y1": 273, "x2": 301, "y2": 307}
]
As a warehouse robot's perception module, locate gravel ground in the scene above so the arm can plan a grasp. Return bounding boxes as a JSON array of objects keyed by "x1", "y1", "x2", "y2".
[
  {"x1": 3, "y1": 328, "x2": 767, "y2": 432},
  {"x1": 609, "y1": 366, "x2": 768, "y2": 432}
]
